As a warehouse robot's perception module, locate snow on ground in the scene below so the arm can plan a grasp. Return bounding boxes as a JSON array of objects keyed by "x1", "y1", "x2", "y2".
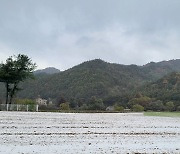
[{"x1": 0, "y1": 112, "x2": 179, "y2": 154}]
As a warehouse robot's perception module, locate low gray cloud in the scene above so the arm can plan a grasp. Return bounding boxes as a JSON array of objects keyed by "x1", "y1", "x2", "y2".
[{"x1": 0, "y1": 0, "x2": 180, "y2": 70}]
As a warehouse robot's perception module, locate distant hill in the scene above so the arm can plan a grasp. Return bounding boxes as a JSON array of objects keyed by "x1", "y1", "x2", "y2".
[
  {"x1": 16, "y1": 59, "x2": 148, "y2": 100},
  {"x1": 34, "y1": 67, "x2": 60, "y2": 74},
  {"x1": 1, "y1": 59, "x2": 180, "y2": 106},
  {"x1": 17, "y1": 59, "x2": 180, "y2": 100},
  {"x1": 142, "y1": 59, "x2": 180, "y2": 79}
]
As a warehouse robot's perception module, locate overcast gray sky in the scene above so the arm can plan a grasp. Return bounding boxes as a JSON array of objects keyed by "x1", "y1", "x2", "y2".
[{"x1": 0, "y1": 0, "x2": 180, "y2": 70}]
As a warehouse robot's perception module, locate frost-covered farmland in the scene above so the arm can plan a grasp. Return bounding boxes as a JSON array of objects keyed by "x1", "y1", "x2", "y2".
[{"x1": 0, "y1": 112, "x2": 180, "y2": 154}]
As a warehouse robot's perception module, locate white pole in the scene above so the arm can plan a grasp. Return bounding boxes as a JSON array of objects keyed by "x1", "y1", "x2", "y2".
[
  {"x1": 17, "y1": 104, "x2": 19, "y2": 111},
  {"x1": 27, "y1": 105, "x2": 29, "y2": 112},
  {"x1": 36, "y1": 105, "x2": 38, "y2": 112}
]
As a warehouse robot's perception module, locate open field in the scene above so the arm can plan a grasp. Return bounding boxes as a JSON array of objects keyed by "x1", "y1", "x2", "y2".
[
  {"x1": 144, "y1": 112, "x2": 180, "y2": 117},
  {"x1": 0, "y1": 112, "x2": 180, "y2": 154}
]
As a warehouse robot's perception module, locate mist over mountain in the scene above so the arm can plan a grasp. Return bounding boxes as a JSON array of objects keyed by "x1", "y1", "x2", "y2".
[{"x1": 34, "y1": 67, "x2": 60, "y2": 74}]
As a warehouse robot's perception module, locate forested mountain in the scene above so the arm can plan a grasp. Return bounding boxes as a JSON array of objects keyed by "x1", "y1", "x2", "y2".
[
  {"x1": 1, "y1": 59, "x2": 180, "y2": 107},
  {"x1": 140, "y1": 72, "x2": 180, "y2": 102},
  {"x1": 16, "y1": 59, "x2": 148, "y2": 101},
  {"x1": 142, "y1": 59, "x2": 180, "y2": 79}
]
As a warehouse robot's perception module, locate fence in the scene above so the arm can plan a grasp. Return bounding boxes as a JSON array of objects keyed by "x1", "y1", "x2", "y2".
[{"x1": 0, "y1": 104, "x2": 39, "y2": 112}]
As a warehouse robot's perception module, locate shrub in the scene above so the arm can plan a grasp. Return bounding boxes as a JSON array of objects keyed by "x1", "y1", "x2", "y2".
[
  {"x1": 15, "y1": 99, "x2": 36, "y2": 105},
  {"x1": 60, "y1": 102, "x2": 70, "y2": 110},
  {"x1": 165, "y1": 101, "x2": 174, "y2": 111},
  {"x1": 176, "y1": 106, "x2": 180, "y2": 111},
  {"x1": 114, "y1": 105, "x2": 124, "y2": 112},
  {"x1": 132, "y1": 104, "x2": 144, "y2": 112},
  {"x1": 88, "y1": 97, "x2": 105, "y2": 110},
  {"x1": 78, "y1": 104, "x2": 88, "y2": 110},
  {"x1": 146, "y1": 100, "x2": 165, "y2": 111}
]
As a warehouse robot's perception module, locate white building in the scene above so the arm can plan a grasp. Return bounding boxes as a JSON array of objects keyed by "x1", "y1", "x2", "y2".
[
  {"x1": 36, "y1": 97, "x2": 47, "y2": 106},
  {"x1": 106, "y1": 106, "x2": 115, "y2": 111}
]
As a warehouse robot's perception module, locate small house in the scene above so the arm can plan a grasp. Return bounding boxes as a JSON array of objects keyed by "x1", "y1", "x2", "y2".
[
  {"x1": 106, "y1": 106, "x2": 115, "y2": 111},
  {"x1": 36, "y1": 97, "x2": 47, "y2": 106}
]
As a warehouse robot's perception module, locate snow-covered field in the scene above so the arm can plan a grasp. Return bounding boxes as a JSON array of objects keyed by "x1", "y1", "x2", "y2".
[{"x1": 0, "y1": 112, "x2": 179, "y2": 154}]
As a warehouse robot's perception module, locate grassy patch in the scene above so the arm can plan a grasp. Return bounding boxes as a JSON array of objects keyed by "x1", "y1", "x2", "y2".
[{"x1": 144, "y1": 112, "x2": 180, "y2": 117}]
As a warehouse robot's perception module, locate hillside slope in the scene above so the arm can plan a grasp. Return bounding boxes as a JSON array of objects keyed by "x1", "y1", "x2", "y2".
[
  {"x1": 17, "y1": 59, "x2": 148, "y2": 101},
  {"x1": 1, "y1": 59, "x2": 180, "y2": 104},
  {"x1": 142, "y1": 59, "x2": 180, "y2": 79},
  {"x1": 141, "y1": 72, "x2": 180, "y2": 102}
]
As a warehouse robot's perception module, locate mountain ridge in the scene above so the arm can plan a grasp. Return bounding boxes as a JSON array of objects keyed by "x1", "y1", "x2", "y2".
[{"x1": 34, "y1": 67, "x2": 60, "y2": 74}]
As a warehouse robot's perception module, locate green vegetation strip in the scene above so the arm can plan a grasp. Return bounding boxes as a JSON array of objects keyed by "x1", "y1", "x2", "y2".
[{"x1": 144, "y1": 112, "x2": 180, "y2": 117}]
